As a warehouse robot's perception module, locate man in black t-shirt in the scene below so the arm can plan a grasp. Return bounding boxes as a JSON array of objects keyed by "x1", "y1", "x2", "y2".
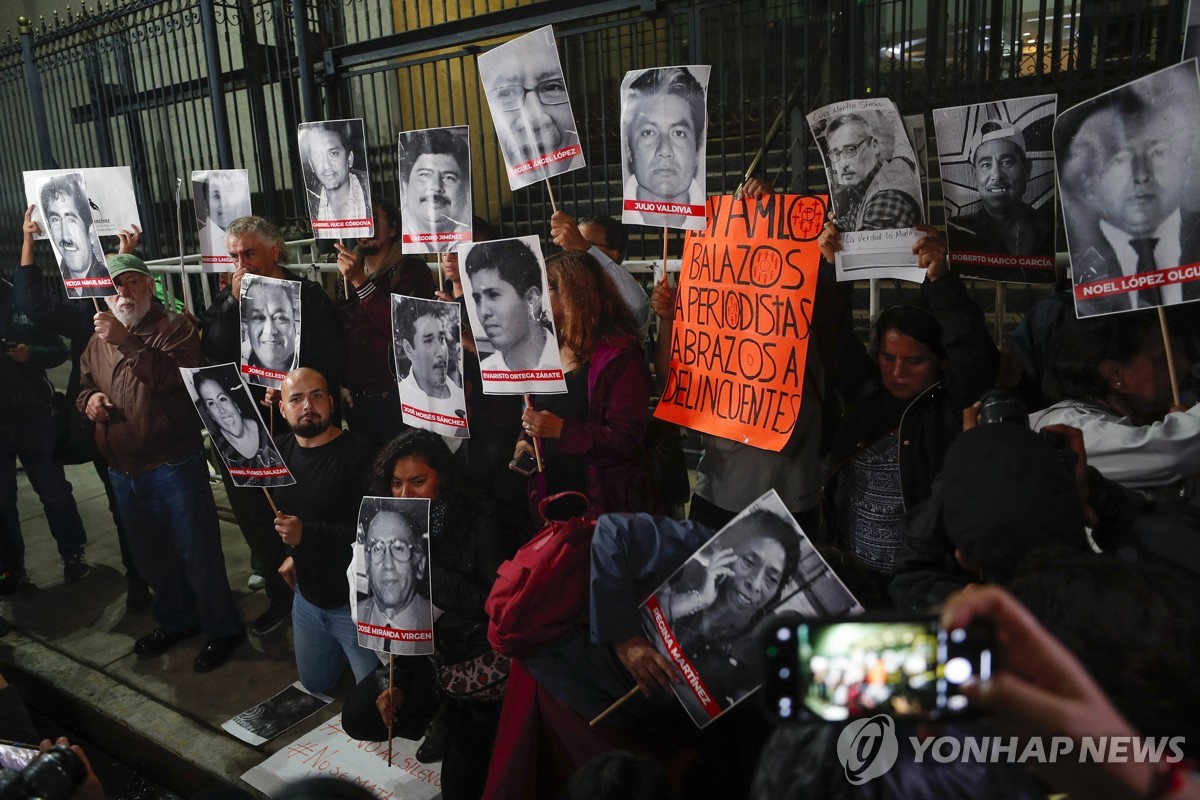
[{"x1": 272, "y1": 367, "x2": 380, "y2": 694}]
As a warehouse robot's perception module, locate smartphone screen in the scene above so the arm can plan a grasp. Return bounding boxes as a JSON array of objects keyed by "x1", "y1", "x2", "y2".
[
  {"x1": 0, "y1": 742, "x2": 39, "y2": 771},
  {"x1": 767, "y1": 616, "x2": 993, "y2": 722}
]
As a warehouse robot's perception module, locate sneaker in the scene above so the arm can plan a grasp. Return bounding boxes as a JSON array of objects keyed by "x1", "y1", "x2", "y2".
[
  {"x1": 247, "y1": 573, "x2": 265, "y2": 591},
  {"x1": 63, "y1": 554, "x2": 90, "y2": 581},
  {"x1": 0, "y1": 568, "x2": 29, "y2": 596},
  {"x1": 251, "y1": 602, "x2": 291, "y2": 636}
]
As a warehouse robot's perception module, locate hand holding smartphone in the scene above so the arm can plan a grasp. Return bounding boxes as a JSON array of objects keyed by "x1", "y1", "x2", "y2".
[{"x1": 508, "y1": 451, "x2": 538, "y2": 477}]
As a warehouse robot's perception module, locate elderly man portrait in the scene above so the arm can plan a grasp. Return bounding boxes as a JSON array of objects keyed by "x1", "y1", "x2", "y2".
[
  {"x1": 38, "y1": 173, "x2": 110, "y2": 298},
  {"x1": 356, "y1": 504, "x2": 433, "y2": 655},
  {"x1": 398, "y1": 128, "x2": 472, "y2": 252},
  {"x1": 78, "y1": 254, "x2": 244, "y2": 672},
  {"x1": 823, "y1": 112, "x2": 923, "y2": 232},
  {"x1": 621, "y1": 66, "x2": 708, "y2": 229},
  {"x1": 946, "y1": 121, "x2": 1054, "y2": 274},
  {"x1": 197, "y1": 215, "x2": 345, "y2": 635},
  {"x1": 481, "y1": 27, "x2": 583, "y2": 184},
  {"x1": 299, "y1": 121, "x2": 371, "y2": 225},
  {"x1": 272, "y1": 368, "x2": 380, "y2": 694},
  {"x1": 1059, "y1": 78, "x2": 1200, "y2": 317}
]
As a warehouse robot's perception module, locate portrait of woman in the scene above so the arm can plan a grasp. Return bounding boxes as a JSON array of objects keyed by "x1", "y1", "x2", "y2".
[
  {"x1": 186, "y1": 365, "x2": 292, "y2": 487},
  {"x1": 240, "y1": 274, "x2": 301, "y2": 384}
]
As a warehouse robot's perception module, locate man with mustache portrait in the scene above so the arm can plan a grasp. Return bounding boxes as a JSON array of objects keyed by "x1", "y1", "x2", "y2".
[
  {"x1": 38, "y1": 173, "x2": 112, "y2": 299},
  {"x1": 398, "y1": 128, "x2": 472, "y2": 253}
]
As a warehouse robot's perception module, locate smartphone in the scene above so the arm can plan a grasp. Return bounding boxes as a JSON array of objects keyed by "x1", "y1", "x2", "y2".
[
  {"x1": 0, "y1": 741, "x2": 40, "y2": 771},
  {"x1": 763, "y1": 613, "x2": 995, "y2": 722},
  {"x1": 508, "y1": 451, "x2": 538, "y2": 477}
]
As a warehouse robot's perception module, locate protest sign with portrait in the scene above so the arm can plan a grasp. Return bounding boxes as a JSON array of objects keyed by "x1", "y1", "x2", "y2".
[
  {"x1": 934, "y1": 95, "x2": 1058, "y2": 283},
  {"x1": 222, "y1": 682, "x2": 331, "y2": 746},
  {"x1": 298, "y1": 118, "x2": 373, "y2": 239},
  {"x1": 1056, "y1": 61, "x2": 1200, "y2": 318},
  {"x1": 352, "y1": 497, "x2": 435, "y2": 656},
  {"x1": 619, "y1": 65, "x2": 711, "y2": 231},
  {"x1": 477, "y1": 25, "x2": 585, "y2": 191},
  {"x1": 808, "y1": 97, "x2": 925, "y2": 281},
  {"x1": 392, "y1": 295, "x2": 469, "y2": 438},
  {"x1": 640, "y1": 489, "x2": 862, "y2": 729},
  {"x1": 457, "y1": 235, "x2": 567, "y2": 395},
  {"x1": 32, "y1": 172, "x2": 115, "y2": 299},
  {"x1": 240, "y1": 274, "x2": 301, "y2": 387},
  {"x1": 181, "y1": 363, "x2": 293, "y2": 487},
  {"x1": 192, "y1": 169, "x2": 251, "y2": 271},
  {"x1": 398, "y1": 126, "x2": 472, "y2": 254},
  {"x1": 653, "y1": 193, "x2": 826, "y2": 451},
  {"x1": 24, "y1": 166, "x2": 142, "y2": 241}
]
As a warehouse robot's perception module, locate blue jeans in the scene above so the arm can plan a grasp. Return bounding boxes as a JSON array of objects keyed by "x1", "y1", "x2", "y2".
[
  {"x1": 0, "y1": 412, "x2": 88, "y2": 568},
  {"x1": 293, "y1": 587, "x2": 379, "y2": 694},
  {"x1": 109, "y1": 448, "x2": 241, "y2": 638}
]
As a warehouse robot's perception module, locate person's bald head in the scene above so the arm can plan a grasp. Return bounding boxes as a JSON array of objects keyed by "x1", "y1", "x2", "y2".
[{"x1": 281, "y1": 368, "x2": 335, "y2": 442}]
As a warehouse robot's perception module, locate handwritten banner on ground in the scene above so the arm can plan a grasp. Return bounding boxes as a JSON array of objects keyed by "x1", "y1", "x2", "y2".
[
  {"x1": 653, "y1": 194, "x2": 826, "y2": 451},
  {"x1": 240, "y1": 713, "x2": 442, "y2": 799}
]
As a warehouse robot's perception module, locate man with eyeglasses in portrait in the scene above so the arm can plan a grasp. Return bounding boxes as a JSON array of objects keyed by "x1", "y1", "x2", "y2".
[
  {"x1": 270, "y1": 367, "x2": 381, "y2": 694},
  {"x1": 824, "y1": 112, "x2": 923, "y2": 232},
  {"x1": 482, "y1": 28, "x2": 583, "y2": 184},
  {"x1": 356, "y1": 504, "x2": 432, "y2": 655}
]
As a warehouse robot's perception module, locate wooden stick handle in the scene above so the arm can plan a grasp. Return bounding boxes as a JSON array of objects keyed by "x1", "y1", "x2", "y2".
[
  {"x1": 994, "y1": 283, "x2": 1006, "y2": 345},
  {"x1": 544, "y1": 179, "x2": 558, "y2": 214},
  {"x1": 387, "y1": 654, "x2": 395, "y2": 767},
  {"x1": 590, "y1": 685, "x2": 640, "y2": 727},
  {"x1": 93, "y1": 298, "x2": 102, "y2": 313},
  {"x1": 524, "y1": 393, "x2": 544, "y2": 472},
  {"x1": 661, "y1": 227, "x2": 671, "y2": 287},
  {"x1": 1159, "y1": 306, "x2": 1182, "y2": 408},
  {"x1": 261, "y1": 487, "x2": 280, "y2": 516},
  {"x1": 438, "y1": 252, "x2": 445, "y2": 294}
]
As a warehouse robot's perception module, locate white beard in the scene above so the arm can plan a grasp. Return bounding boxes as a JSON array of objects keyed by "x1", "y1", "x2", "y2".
[{"x1": 107, "y1": 297, "x2": 151, "y2": 329}]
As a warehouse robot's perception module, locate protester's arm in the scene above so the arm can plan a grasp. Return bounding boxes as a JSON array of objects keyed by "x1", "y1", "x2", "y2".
[
  {"x1": 590, "y1": 245, "x2": 650, "y2": 329},
  {"x1": 943, "y1": 586, "x2": 1200, "y2": 800},
  {"x1": 117, "y1": 315, "x2": 203, "y2": 390},
  {"x1": 20, "y1": 321, "x2": 68, "y2": 370},
  {"x1": 650, "y1": 278, "x2": 675, "y2": 387}
]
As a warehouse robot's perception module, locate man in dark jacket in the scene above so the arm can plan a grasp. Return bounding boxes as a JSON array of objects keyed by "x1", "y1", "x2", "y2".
[{"x1": 197, "y1": 215, "x2": 347, "y2": 636}]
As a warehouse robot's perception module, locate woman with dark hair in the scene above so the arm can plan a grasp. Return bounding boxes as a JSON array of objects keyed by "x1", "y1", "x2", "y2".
[
  {"x1": 516, "y1": 250, "x2": 655, "y2": 519},
  {"x1": 1030, "y1": 309, "x2": 1200, "y2": 496},
  {"x1": 193, "y1": 370, "x2": 286, "y2": 486},
  {"x1": 819, "y1": 223, "x2": 998, "y2": 601},
  {"x1": 341, "y1": 429, "x2": 515, "y2": 800},
  {"x1": 465, "y1": 239, "x2": 556, "y2": 372}
]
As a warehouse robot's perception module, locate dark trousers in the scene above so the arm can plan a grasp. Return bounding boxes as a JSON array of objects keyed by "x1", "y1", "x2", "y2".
[
  {"x1": 110, "y1": 448, "x2": 241, "y2": 637},
  {"x1": 220, "y1": 462, "x2": 292, "y2": 609}
]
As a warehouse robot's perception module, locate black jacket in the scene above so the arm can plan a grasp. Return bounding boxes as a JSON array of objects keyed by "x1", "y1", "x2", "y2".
[{"x1": 0, "y1": 280, "x2": 67, "y2": 416}]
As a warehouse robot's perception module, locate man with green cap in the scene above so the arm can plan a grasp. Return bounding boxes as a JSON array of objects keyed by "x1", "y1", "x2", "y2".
[{"x1": 78, "y1": 254, "x2": 246, "y2": 673}]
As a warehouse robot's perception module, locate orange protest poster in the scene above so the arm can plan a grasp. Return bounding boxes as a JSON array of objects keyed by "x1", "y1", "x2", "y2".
[{"x1": 653, "y1": 193, "x2": 827, "y2": 451}]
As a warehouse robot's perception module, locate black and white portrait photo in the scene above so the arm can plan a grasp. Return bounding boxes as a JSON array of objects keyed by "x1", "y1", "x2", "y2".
[
  {"x1": 34, "y1": 172, "x2": 115, "y2": 299},
  {"x1": 181, "y1": 363, "x2": 293, "y2": 488},
  {"x1": 619, "y1": 65, "x2": 711, "y2": 231},
  {"x1": 808, "y1": 98, "x2": 925, "y2": 234},
  {"x1": 934, "y1": 95, "x2": 1058, "y2": 283},
  {"x1": 239, "y1": 274, "x2": 301, "y2": 387},
  {"x1": 193, "y1": 169, "x2": 251, "y2": 271},
  {"x1": 640, "y1": 490, "x2": 862, "y2": 729},
  {"x1": 457, "y1": 235, "x2": 567, "y2": 395},
  {"x1": 1056, "y1": 61, "x2": 1200, "y2": 318},
  {"x1": 397, "y1": 126, "x2": 472, "y2": 254},
  {"x1": 221, "y1": 682, "x2": 330, "y2": 746},
  {"x1": 353, "y1": 497, "x2": 434, "y2": 656},
  {"x1": 298, "y1": 118, "x2": 373, "y2": 239},
  {"x1": 24, "y1": 165, "x2": 142, "y2": 242},
  {"x1": 477, "y1": 24, "x2": 585, "y2": 190},
  {"x1": 392, "y1": 296, "x2": 469, "y2": 438}
]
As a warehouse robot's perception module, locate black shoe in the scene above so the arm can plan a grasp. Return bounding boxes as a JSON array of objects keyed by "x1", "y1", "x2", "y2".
[
  {"x1": 133, "y1": 626, "x2": 200, "y2": 656},
  {"x1": 415, "y1": 711, "x2": 450, "y2": 764},
  {"x1": 251, "y1": 601, "x2": 291, "y2": 636},
  {"x1": 0, "y1": 567, "x2": 29, "y2": 596},
  {"x1": 193, "y1": 631, "x2": 246, "y2": 673},
  {"x1": 125, "y1": 580, "x2": 152, "y2": 611},
  {"x1": 63, "y1": 553, "x2": 89, "y2": 581}
]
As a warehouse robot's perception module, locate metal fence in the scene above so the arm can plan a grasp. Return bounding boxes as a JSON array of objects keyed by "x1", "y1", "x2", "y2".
[{"x1": 0, "y1": 0, "x2": 1189, "y2": 288}]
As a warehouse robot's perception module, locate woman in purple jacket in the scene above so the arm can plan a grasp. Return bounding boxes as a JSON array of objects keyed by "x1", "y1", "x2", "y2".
[{"x1": 516, "y1": 250, "x2": 655, "y2": 521}]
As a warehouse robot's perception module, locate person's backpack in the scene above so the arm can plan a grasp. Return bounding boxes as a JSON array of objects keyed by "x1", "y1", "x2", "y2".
[{"x1": 484, "y1": 492, "x2": 596, "y2": 658}]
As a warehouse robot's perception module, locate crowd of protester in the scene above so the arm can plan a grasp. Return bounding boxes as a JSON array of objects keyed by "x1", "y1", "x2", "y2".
[{"x1": 2, "y1": 177, "x2": 1200, "y2": 800}]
